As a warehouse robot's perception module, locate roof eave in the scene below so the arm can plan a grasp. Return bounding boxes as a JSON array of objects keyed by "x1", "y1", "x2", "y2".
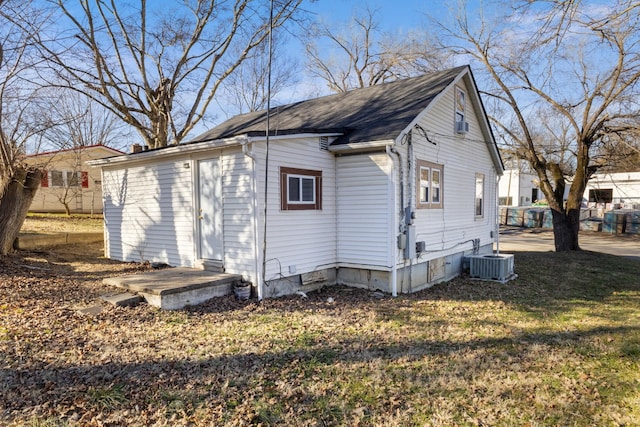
[
  {"x1": 328, "y1": 140, "x2": 394, "y2": 154},
  {"x1": 245, "y1": 132, "x2": 344, "y2": 143},
  {"x1": 87, "y1": 135, "x2": 249, "y2": 167}
]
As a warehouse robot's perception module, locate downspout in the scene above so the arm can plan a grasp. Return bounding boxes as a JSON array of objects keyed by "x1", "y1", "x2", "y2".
[
  {"x1": 386, "y1": 146, "x2": 398, "y2": 297},
  {"x1": 242, "y1": 140, "x2": 264, "y2": 300},
  {"x1": 495, "y1": 174, "x2": 501, "y2": 255},
  {"x1": 406, "y1": 131, "x2": 414, "y2": 292}
]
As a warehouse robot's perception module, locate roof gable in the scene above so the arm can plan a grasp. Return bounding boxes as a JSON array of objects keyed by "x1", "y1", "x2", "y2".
[{"x1": 190, "y1": 66, "x2": 469, "y2": 146}]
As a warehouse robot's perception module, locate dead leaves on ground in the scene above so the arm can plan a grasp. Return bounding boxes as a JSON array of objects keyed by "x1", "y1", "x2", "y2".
[{"x1": 1, "y1": 246, "x2": 639, "y2": 426}]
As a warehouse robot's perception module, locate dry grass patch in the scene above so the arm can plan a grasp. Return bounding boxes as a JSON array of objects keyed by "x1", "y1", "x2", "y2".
[
  {"x1": 0, "y1": 245, "x2": 639, "y2": 426},
  {"x1": 20, "y1": 213, "x2": 103, "y2": 235}
]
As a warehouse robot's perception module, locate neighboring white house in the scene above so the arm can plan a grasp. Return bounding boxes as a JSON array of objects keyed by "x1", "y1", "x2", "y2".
[
  {"x1": 584, "y1": 171, "x2": 640, "y2": 210},
  {"x1": 25, "y1": 144, "x2": 124, "y2": 214},
  {"x1": 499, "y1": 168, "x2": 543, "y2": 207},
  {"x1": 90, "y1": 66, "x2": 504, "y2": 299}
]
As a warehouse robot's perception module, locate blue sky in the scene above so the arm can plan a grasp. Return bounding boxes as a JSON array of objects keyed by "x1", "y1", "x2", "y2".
[
  {"x1": 305, "y1": 0, "x2": 440, "y2": 32},
  {"x1": 251, "y1": 0, "x2": 463, "y2": 117}
]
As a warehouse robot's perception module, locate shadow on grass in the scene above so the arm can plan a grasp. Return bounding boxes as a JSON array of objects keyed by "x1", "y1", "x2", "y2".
[
  {"x1": 3, "y1": 248, "x2": 640, "y2": 423},
  {"x1": 1, "y1": 324, "x2": 638, "y2": 420},
  {"x1": 417, "y1": 250, "x2": 640, "y2": 317}
]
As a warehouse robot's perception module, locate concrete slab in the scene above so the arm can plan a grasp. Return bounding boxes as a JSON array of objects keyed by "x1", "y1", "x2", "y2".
[
  {"x1": 103, "y1": 268, "x2": 242, "y2": 310},
  {"x1": 101, "y1": 292, "x2": 143, "y2": 307}
]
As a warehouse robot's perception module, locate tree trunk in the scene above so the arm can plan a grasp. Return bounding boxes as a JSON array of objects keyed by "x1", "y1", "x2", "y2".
[
  {"x1": 0, "y1": 167, "x2": 42, "y2": 255},
  {"x1": 550, "y1": 207, "x2": 581, "y2": 251}
]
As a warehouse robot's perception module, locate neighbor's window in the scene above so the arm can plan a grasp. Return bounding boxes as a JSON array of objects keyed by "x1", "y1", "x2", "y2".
[
  {"x1": 588, "y1": 188, "x2": 613, "y2": 203},
  {"x1": 475, "y1": 173, "x2": 484, "y2": 218},
  {"x1": 67, "y1": 171, "x2": 81, "y2": 187},
  {"x1": 417, "y1": 159, "x2": 443, "y2": 209},
  {"x1": 50, "y1": 170, "x2": 64, "y2": 187},
  {"x1": 43, "y1": 170, "x2": 89, "y2": 188},
  {"x1": 499, "y1": 196, "x2": 513, "y2": 206},
  {"x1": 280, "y1": 167, "x2": 322, "y2": 210}
]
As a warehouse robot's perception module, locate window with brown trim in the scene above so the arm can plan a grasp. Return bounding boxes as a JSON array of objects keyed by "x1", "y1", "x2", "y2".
[
  {"x1": 416, "y1": 159, "x2": 443, "y2": 209},
  {"x1": 280, "y1": 167, "x2": 322, "y2": 210},
  {"x1": 475, "y1": 173, "x2": 485, "y2": 218}
]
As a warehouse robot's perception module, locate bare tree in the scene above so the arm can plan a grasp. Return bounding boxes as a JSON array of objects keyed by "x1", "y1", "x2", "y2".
[
  {"x1": 0, "y1": 0, "x2": 55, "y2": 254},
  {"x1": 44, "y1": 91, "x2": 129, "y2": 151},
  {"x1": 41, "y1": 0, "x2": 305, "y2": 149},
  {"x1": 218, "y1": 35, "x2": 299, "y2": 117},
  {"x1": 436, "y1": 0, "x2": 640, "y2": 251},
  {"x1": 34, "y1": 91, "x2": 126, "y2": 215},
  {"x1": 306, "y1": 6, "x2": 452, "y2": 93}
]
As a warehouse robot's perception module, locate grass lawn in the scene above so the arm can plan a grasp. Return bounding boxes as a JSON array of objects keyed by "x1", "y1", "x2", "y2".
[
  {"x1": 20, "y1": 213, "x2": 104, "y2": 235},
  {"x1": 0, "y1": 245, "x2": 639, "y2": 426}
]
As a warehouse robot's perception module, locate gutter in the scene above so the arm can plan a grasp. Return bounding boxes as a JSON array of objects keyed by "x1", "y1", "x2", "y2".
[
  {"x1": 241, "y1": 140, "x2": 264, "y2": 301},
  {"x1": 329, "y1": 140, "x2": 394, "y2": 154},
  {"x1": 87, "y1": 136, "x2": 250, "y2": 167},
  {"x1": 495, "y1": 174, "x2": 501, "y2": 256}
]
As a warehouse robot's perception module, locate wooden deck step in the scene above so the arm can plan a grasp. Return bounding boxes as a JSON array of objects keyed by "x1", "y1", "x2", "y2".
[{"x1": 103, "y1": 268, "x2": 242, "y2": 310}]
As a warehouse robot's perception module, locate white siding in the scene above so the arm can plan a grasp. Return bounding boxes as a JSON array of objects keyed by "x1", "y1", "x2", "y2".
[
  {"x1": 220, "y1": 147, "x2": 257, "y2": 282},
  {"x1": 336, "y1": 153, "x2": 392, "y2": 267},
  {"x1": 254, "y1": 137, "x2": 337, "y2": 281},
  {"x1": 396, "y1": 77, "x2": 499, "y2": 265},
  {"x1": 585, "y1": 172, "x2": 640, "y2": 208},
  {"x1": 499, "y1": 169, "x2": 540, "y2": 206},
  {"x1": 102, "y1": 159, "x2": 195, "y2": 267}
]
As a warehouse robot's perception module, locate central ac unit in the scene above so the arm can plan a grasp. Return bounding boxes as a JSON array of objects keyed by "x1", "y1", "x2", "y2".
[
  {"x1": 456, "y1": 121, "x2": 470, "y2": 134},
  {"x1": 467, "y1": 254, "x2": 515, "y2": 283}
]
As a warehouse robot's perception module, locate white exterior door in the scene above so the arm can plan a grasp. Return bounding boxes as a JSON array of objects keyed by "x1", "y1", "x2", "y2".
[{"x1": 197, "y1": 158, "x2": 223, "y2": 261}]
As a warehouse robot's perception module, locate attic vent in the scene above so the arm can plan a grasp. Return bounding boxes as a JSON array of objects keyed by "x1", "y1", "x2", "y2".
[
  {"x1": 456, "y1": 121, "x2": 470, "y2": 134},
  {"x1": 319, "y1": 136, "x2": 329, "y2": 151},
  {"x1": 467, "y1": 254, "x2": 515, "y2": 283}
]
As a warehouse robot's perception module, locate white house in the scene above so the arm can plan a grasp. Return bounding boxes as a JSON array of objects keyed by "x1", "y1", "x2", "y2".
[
  {"x1": 584, "y1": 171, "x2": 640, "y2": 210},
  {"x1": 499, "y1": 168, "x2": 543, "y2": 206},
  {"x1": 90, "y1": 66, "x2": 504, "y2": 299},
  {"x1": 26, "y1": 144, "x2": 124, "y2": 214}
]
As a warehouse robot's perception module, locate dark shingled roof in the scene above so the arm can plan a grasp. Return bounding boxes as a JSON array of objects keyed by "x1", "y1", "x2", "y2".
[{"x1": 189, "y1": 66, "x2": 468, "y2": 146}]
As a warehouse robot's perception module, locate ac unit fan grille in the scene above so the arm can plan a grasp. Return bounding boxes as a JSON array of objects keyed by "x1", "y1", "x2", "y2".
[{"x1": 467, "y1": 254, "x2": 515, "y2": 283}]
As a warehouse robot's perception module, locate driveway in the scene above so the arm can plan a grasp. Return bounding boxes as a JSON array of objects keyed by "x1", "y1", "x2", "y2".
[{"x1": 495, "y1": 227, "x2": 640, "y2": 261}]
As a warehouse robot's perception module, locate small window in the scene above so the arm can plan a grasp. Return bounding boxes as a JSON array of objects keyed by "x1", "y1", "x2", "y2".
[
  {"x1": 588, "y1": 189, "x2": 612, "y2": 203},
  {"x1": 455, "y1": 88, "x2": 465, "y2": 124},
  {"x1": 419, "y1": 166, "x2": 430, "y2": 204},
  {"x1": 280, "y1": 167, "x2": 322, "y2": 210},
  {"x1": 416, "y1": 159, "x2": 443, "y2": 209},
  {"x1": 287, "y1": 175, "x2": 315, "y2": 204},
  {"x1": 67, "y1": 171, "x2": 81, "y2": 187},
  {"x1": 50, "y1": 170, "x2": 64, "y2": 187},
  {"x1": 475, "y1": 173, "x2": 484, "y2": 218},
  {"x1": 499, "y1": 196, "x2": 513, "y2": 206},
  {"x1": 432, "y1": 169, "x2": 441, "y2": 204}
]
